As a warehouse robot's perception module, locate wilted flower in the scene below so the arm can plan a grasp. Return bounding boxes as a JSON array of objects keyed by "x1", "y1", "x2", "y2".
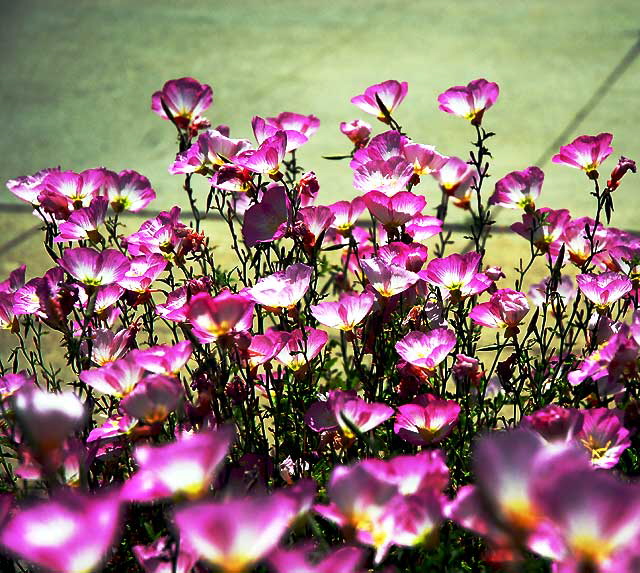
[{"x1": 607, "y1": 156, "x2": 636, "y2": 190}]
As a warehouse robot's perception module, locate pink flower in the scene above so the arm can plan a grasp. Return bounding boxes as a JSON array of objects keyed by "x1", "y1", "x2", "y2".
[
  {"x1": 248, "y1": 263, "x2": 312, "y2": 309},
  {"x1": 119, "y1": 374, "x2": 183, "y2": 424},
  {"x1": 0, "y1": 489, "x2": 121, "y2": 573},
  {"x1": 105, "y1": 169, "x2": 156, "y2": 213},
  {"x1": 576, "y1": 272, "x2": 632, "y2": 308},
  {"x1": 489, "y1": 166, "x2": 544, "y2": 211},
  {"x1": 330, "y1": 391, "x2": 394, "y2": 438},
  {"x1": 403, "y1": 142, "x2": 449, "y2": 176},
  {"x1": 363, "y1": 190, "x2": 426, "y2": 229},
  {"x1": 360, "y1": 257, "x2": 420, "y2": 298},
  {"x1": 340, "y1": 119, "x2": 372, "y2": 147},
  {"x1": 351, "y1": 130, "x2": 407, "y2": 168},
  {"x1": 511, "y1": 207, "x2": 571, "y2": 256},
  {"x1": 131, "y1": 340, "x2": 192, "y2": 375},
  {"x1": 395, "y1": 329, "x2": 456, "y2": 372},
  {"x1": 296, "y1": 206, "x2": 335, "y2": 247},
  {"x1": 0, "y1": 371, "x2": 33, "y2": 400},
  {"x1": 521, "y1": 404, "x2": 583, "y2": 444},
  {"x1": 431, "y1": 156, "x2": 474, "y2": 194},
  {"x1": 267, "y1": 111, "x2": 320, "y2": 138},
  {"x1": 246, "y1": 329, "x2": 290, "y2": 369},
  {"x1": 469, "y1": 288, "x2": 530, "y2": 332},
  {"x1": 0, "y1": 264, "x2": 26, "y2": 294},
  {"x1": 87, "y1": 414, "x2": 138, "y2": 443},
  {"x1": 437, "y1": 78, "x2": 499, "y2": 125},
  {"x1": 276, "y1": 327, "x2": 328, "y2": 371},
  {"x1": 328, "y1": 197, "x2": 366, "y2": 235},
  {"x1": 122, "y1": 426, "x2": 234, "y2": 501},
  {"x1": 80, "y1": 353, "x2": 144, "y2": 397},
  {"x1": 353, "y1": 157, "x2": 414, "y2": 195},
  {"x1": 252, "y1": 116, "x2": 308, "y2": 152},
  {"x1": 310, "y1": 290, "x2": 375, "y2": 331},
  {"x1": 187, "y1": 290, "x2": 254, "y2": 343},
  {"x1": 6, "y1": 167, "x2": 60, "y2": 204},
  {"x1": 552, "y1": 133, "x2": 613, "y2": 176},
  {"x1": 421, "y1": 252, "x2": 492, "y2": 299},
  {"x1": 268, "y1": 544, "x2": 367, "y2": 573},
  {"x1": 59, "y1": 247, "x2": 130, "y2": 287},
  {"x1": 394, "y1": 394, "x2": 461, "y2": 445},
  {"x1": 351, "y1": 80, "x2": 408, "y2": 120},
  {"x1": 607, "y1": 155, "x2": 636, "y2": 190},
  {"x1": 405, "y1": 215, "x2": 443, "y2": 242},
  {"x1": 40, "y1": 169, "x2": 105, "y2": 210},
  {"x1": 0, "y1": 292, "x2": 17, "y2": 332},
  {"x1": 85, "y1": 326, "x2": 133, "y2": 368},
  {"x1": 133, "y1": 536, "x2": 199, "y2": 573},
  {"x1": 242, "y1": 185, "x2": 290, "y2": 246},
  {"x1": 576, "y1": 408, "x2": 631, "y2": 469},
  {"x1": 54, "y1": 197, "x2": 108, "y2": 242},
  {"x1": 235, "y1": 131, "x2": 287, "y2": 175},
  {"x1": 151, "y1": 77, "x2": 213, "y2": 132}
]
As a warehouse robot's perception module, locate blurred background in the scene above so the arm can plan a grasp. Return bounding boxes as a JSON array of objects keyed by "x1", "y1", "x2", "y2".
[{"x1": 1, "y1": 0, "x2": 639, "y2": 277}]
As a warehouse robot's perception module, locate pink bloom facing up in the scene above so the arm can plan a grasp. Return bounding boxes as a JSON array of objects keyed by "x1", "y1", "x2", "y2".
[
  {"x1": 489, "y1": 166, "x2": 544, "y2": 211},
  {"x1": 246, "y1": 329, "x2": 290, "y2": 369},
  {"x1": 351, "y1": 130, "x2": 407, "y2": 168},
  {"x1": 351, "y1": 80, "x2": 408, "y2": 120},
  {"x1": 437, "y1": 79, "x2": 499, "y2": 125},
  {"x1": 133, "y1": 536, "x2": 200, "y2": 573},
  {"x1": 54, "y1": 197, "x2": 108, "y2": 243},
  {"x1": 248, "y1": 263, "x2": 312, "y2": 309},
  {"x1": 170, "y1": 129, "x2": 252, "y2": 175},
  {"x1": 87, "y1": 414, "x2": 138, "y2": 443},
  {"x1": 552, "y1": 133, "x2": 613, "y2": 176},
  {"x1": 403, "y1": 142, "x2": 449, "y2": 176},
  {"x1": 340, "y1": 119, "x2": 372, "y2": 148},
  {"x1": 59, "y1": 247, "x2": 129, "y2": 287},
  {"x1": 470, "y1": 288, "x2": 530, "y2": 332},
  {"x1": 431, "y1": 156, "x2": 473, "y2": 194},
  {"x1": 395, "y1": 328, "x2": 457, "y2": 372},
  {"x1": 310, "y1": 290, "x2": 375, "y2": 331},
  {"x1": 353, "y1": 157, "x2": 414, "y2": 195},
  {"x1": 576, "y1": 272, "x2": 632, "y2": 309},
  {"x1": 105, "y1": 169, "x2": 156, "y2": 213},
  {"x1": 511, "y1": 207, "x2": 571, "y2": 257},
  {"x1": 6, "y1": 167, "x2": 60, "y2": 204},
  {"x1": 576, "y1": 408, "x2": 631, "y2": 469},
  {"x1": 39, "y1": 168, "x2": 108, "y2": 211},
  {"x1": 172, "y1": 489, "x2": 313, "y2": 573},
  {"x1": 131, "y1": 340, "x2": 192, "y2": 376},
  {"x1": 119, "y1": 374, "x2": 183, "y2": 424},
  {"x1": 394, "y1": 394, "x2": 461, "y2": 445},
  {"x1": 235, "y1": 131, "x2": 287, "y2": 175},
  {"x1": 363, "y1": 190, "x2": 426, "y2": 230},
  {"x1": 360, "y1": 257, "x2": 420, "y2": 298},
  {"x1": 118, "y1": 254, "x2": 167, "y2": 293},
  {"x1": 326, "y1": 390, "x2": 394, "y2": 439},
  {"x1": 267, "y1": 111, "x2": 320, "y2": 138},
  {"x1": 406, "y1": 215, "x2": 444, "y2": 242},
  {"x1": 122, "y1": 426, "x2": 235, "y2": 501},
  {"x1": 242, "y1": 184, "x2": 290, "y2": 246},
  {"x1": 187, "y1": 290, "x2": 254, "y2": 343},
  {"x1": 328, "y1": 197, "x2": 366, "y2": 235},
  {"x1": 268, "y1": 544, "x2": 367, "y2": 573},
  {"x1": 276, "y1": 327, "x2": 328, "y2": 372},
  {"x1": 151, "y1": 77, "x2": 213, "y2": 132},
  {"x1": 80, "y1": 353, "x2": 144, "y2": 397},
  {"x1": 296, "y1": 206, "x2": 335, "y2": 248},
  {"x1": 421, "y1": 251, "x2": 492, "y2": 300},
  {"x1": 252, "y1": 116, "x2": 308, "y2": 152},
  {"x1": 0, "y1": 489, "x2": 121, "y2": 573}
]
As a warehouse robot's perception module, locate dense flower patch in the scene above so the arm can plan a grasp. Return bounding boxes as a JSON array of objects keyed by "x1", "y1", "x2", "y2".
[{"x1": 0, "y1": 75, "x2": 638, "y2": 572}]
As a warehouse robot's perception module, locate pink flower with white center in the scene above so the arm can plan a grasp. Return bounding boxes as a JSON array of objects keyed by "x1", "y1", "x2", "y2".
[
  {"x1": 511, "y1": 207, "x2": 571, "y2": 256},
  {"x1": 131, "y1": 340, "x2": 192, "y2": 376},
  {"x1": 248, "y1": 263, "x2": 312, "y2": 309},
  {"x1": 521, "y1": 404, "x2": 584, "y2": 445},
  {"x1": 55, "y1": 196, "x2": 108, "y2": 243},
  {"x1": 351, "y1": 130, "x2": 408, "y2": 168},
  {"x1": 246, "y1": 329, "x2": 290, "y2": 369},
  {"x1": 252, "y1": 116, "x2": 308, "y2": 152},
  {"x1": 117, "y1": 254, "x2": 167, "y2": 293},
  {"x1": 421, "y1": 251, "x2": 492, "y2": 299},
  {"x1": 360, "y1": 257, "x2": 420, "y2": 298},
  {"x1": 80, "y1": 353, "x2": 144, "y2": 397},
  {"x1": 340, "y1": 119, "x2": 372, "y2": 147},
  {"x1": 351, "y1": 80, "x2": 408, "y2": 120},
  {"x1": 403, "y1": 142, "x2": 449, "y2": 176},
  {"x1": 119, "y1": 374, "x2": 183, "y2": 424},
  {"x1": 124, "y1": 206, "x2": 185, "y2": 258},
  {"x1": 235, "y1": 130, "x2": 287, "y2": 174},
  {"x1": 105, "y1": 169, "x2": 156, "y2": 213},
  {"x1": 122, "y1": 426, "x2": 234, "y2": 501},
  {"x1": 6, "y1": 167, "x2": 60, "y2": 204},
  {"x1": 394, "y1": 394, "x2": 461, "y2": 445},
  {"x1": 180, "y1": 129, "x2": 253, "y2": 170},
  {"x1": 405, "y1": 215, "x2": 443, "y2": 242},
  {"x1": 187, "y1": 290, "x2": 254, "y2": 344},
  {"x1": 576, "y1": 408, "x2": 630, "y2": 469},
  {"x1": 0, "y1": 489, "x2": 121, "y2": 573},
  {"x1": 41, "y1": 168, "x2": 108, "y2": 209},
  {"x1": 266, "y1": 111, "x2": 320, "y2": 138},
  {"x1": 437, "y1": 78, "x2": 499, "y2": 125},
  {"x1": 576, "y1": 272, "x2": 632, "y2": 309},
  {"x1": 151, "y1": 77, "x2": 213, "y2": 132},
  {"x1": 59, "y1": 247, "x2": 129, "y2": 287},
  {"x1": 395, "y1": 328, "x2": 457, "y2": 372},
  {"x1": 377, "y1": 242, "x2": 428, "y2": 272},
  {"x1": 87, "y1": 414, "x2": 138, "y2": 443},
  {"x1": 133, "y1": 536, "x2": 199, "y2": 573},
  {"x1": 363, "y1": 190, "x2": 426, "y2": 230},
  {"x1": 296, "y1": 206, "x2": 335, "y2": 247},
  {"x1": 242, "y1": 184, "x2": 290, "y2": 246},
  {"x1": 329, "y1": 391, "x2": 394, "y2": 438},
  {"x1": 528, "y1": 275, "x2": 576, "y2": 308},
  {"x1": 268, "y1": 544, "x2": 367, "y2": 573},
  {"x1": 328, "y1": 197, "x2": 366, "y2": 235},
  {"x1": 561, "y1": 216, "x2": 609, "y2": 267},
  {"x1": 552, "y1": 133, "x2": 613, "y2": 176},
  {"x1": 0, "y1": 371, "x2": 33, "y2": 400},
  {"x1": 276, "y1": 327, "x2": 328, "y2": 372},
  {"x1": 172, "y1": 490, "x2": 310, "y2": 573},
  {"x1": 156, "y1": 278, "x2": 211, "y2": 323},
  {"x1": 88, "y1": 327, "x2": 134, "y2": 366},
  {"x1": 311, "y1": 290, "x2": 375, "y2": 331},
  {"x1": 431, "y1": 155, "x2": 474, "y2": 194},
  {"x1": 470, "y1": 288, "x2": 530, "y2": 332},
  {"x1": 353, "y1": 157, "x2": 414, "y2": 195},
  {"x1": 489, "y1": 166, "x2": 544, "y2": 211}
]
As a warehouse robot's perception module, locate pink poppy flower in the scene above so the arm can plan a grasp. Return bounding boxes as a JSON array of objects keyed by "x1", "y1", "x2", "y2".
[
  {"x1": 552, "y1": 133, "x2": 613, "y2": 176},
  {"x1": 328, "y1": 391, "x2": 394, "y2": 438},
  {"x1": 105, "y1": 169, "x2": 156, "y2": 213},
  {"x1": 521, "y1": 404, "x2": 584, "y2": 445},
  {"x1": 395, "y1": 328, "x2": 457, "y2": 372},
  {"x1": 242, "y1": 184, "x2": 290, "y2": 246},
  {"x1": 117, "y1": 254, "x2": 167, "y2": 293},
  {"x1": 489, "y1": 166, "x2": 544, "y2": 211},
  {"x1": 87, "y1": 414, "x2": 138, "y2": 443},
  {"x1": 363, "y1": 190, "x2": 426, "y2": 229},
  {"x1": 405, "y1": 215, "x2": 443, "y2": 242},
  {"x1": 235, "y1": 131, "x2": 287, "y2": 175},
  {"x1": 328, "y1": 197, "x2": 366, "y2": 235},
  {"x1": 351, "y1": 80, "x2": 408, "y2": 120},
  {"x1": 131, "y1": 340, "x2": 192, "y2": 376},
  {"x1": 469, "y1": 288, "x2": 530, "y2": 332},
  {"x1": 187, "y1": 290, "x2": 254, "y2": 343},
  {"x1": 80, "y1": 353, "x2": 144, "y2": 397},
  {"x1": 246, "y1": 329, "x2": 290, "y2": 369},
  {"x1": 394, "y1": 394, "x2": 461, "y2": 445},
  {"x1": 0, "y1": 489, "x2": 121, "y2": 573},
  {"x1": 421, "y1": 251, "x2": 492, "y2": 299},
  {"x1": 576, "y1": 272, "x2": 632, "y2": 309},
  {"x1": 576, "y1": 408, "x2": 631, "y2": 469},
  {"x1": 310, "y1": 290, "x2": 375, "y2": 331},
  {"x1": 360, "y1": 257, "x2": 420, "y2": 298},
  {"x1": 296, "y1": 206, "x2": 335, "y2": 247},
  {"x1": 266, "y1": 111, "x2": 320, "y2": 138},
  {"x1": 350, "y1": 130, "x2": 408, "y2": 168},
  {"x1": 55, "y1": 197, "x2": 108, "y2": 243},
  {"x1": 133, "y1": 536, "x2": 199, "y2": 573},
  {"x1": 252, "y1": 116, "x2": 308, "y2": 152},
  {"x1": 340, "y1": 119, "x2": 372, "y2": 147},
  {"x1": 437, "y1": 78, "x2": 499, "y2": 125},
  {"x1": 122, "y1": 426, "x2": 234, "y2": 501},
  {"x1": 431, "y1": 156, "x2": 474, "y2": 194},
  {"x1": 119, "y1": 374, "x2": 183, "y2": 424},
  {"x1": 403, "y1": 142, "x2": 449, "y2": 176},
  {"x1": 511, "y1": 207, "x2": 571, "y2": 256},
  {"x1": 276, "y1": 327, "x2": 328, "y2": 371},
  {"x1": 248, "y1": 263, "x2": 312, "y2": 309},
  {"x1": 151, "y1": 77, "x2": 213, "y2": 132},
  {"x1": 6, "y1": 167, "x2": 60, "y2": 204},
  {"x1": 59, "y1": 247, "x2": 129, "y2": 287},
  {"x1": 39, "y1": 169, "x2": 107, "y2": 212},
  {"x1": 353, "y1": 157, "x2": 414, "y2": 195}
]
